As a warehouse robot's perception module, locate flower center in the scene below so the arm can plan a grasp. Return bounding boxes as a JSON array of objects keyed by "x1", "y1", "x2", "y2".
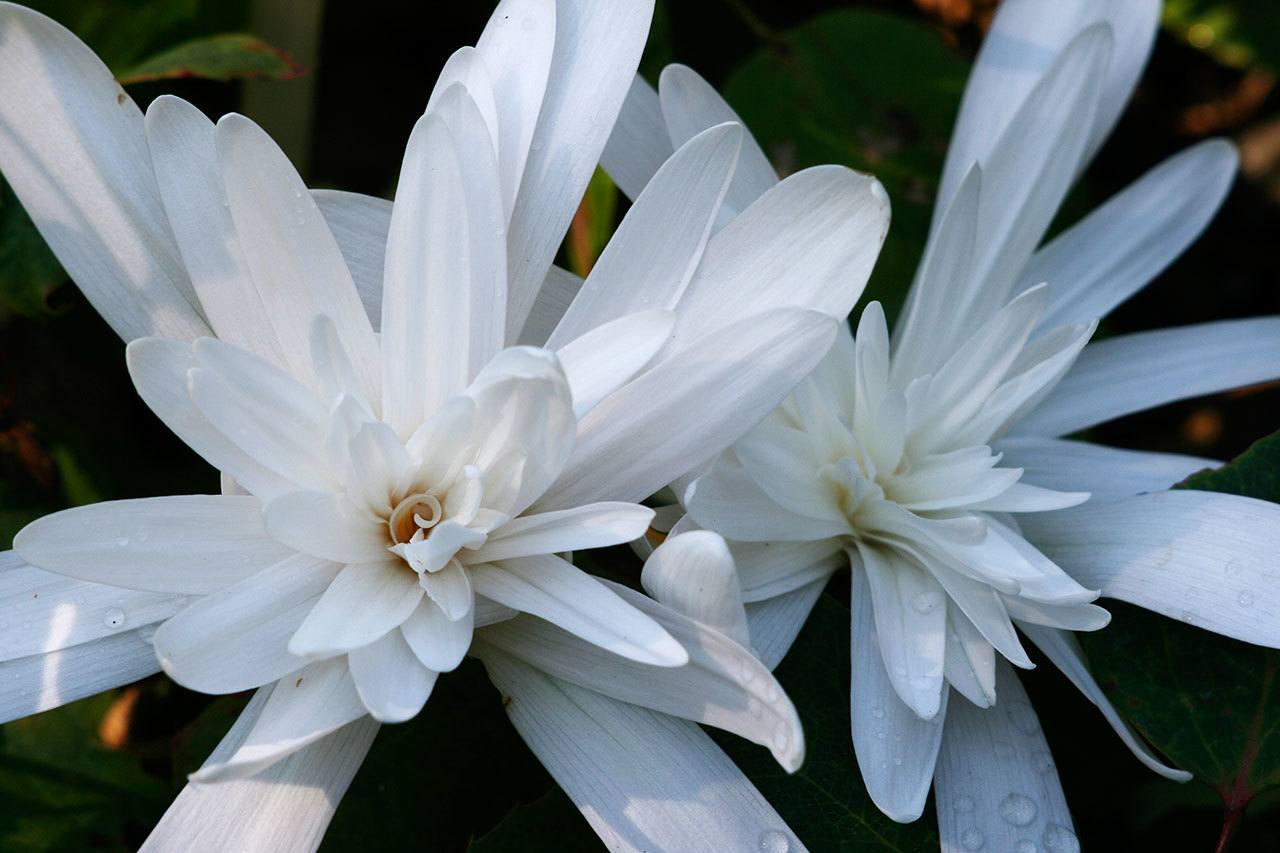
[{"x1": 388, "y1": 492, "x2": 443, "y2": 546}]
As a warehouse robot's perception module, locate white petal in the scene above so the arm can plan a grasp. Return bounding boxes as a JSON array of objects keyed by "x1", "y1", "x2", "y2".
[
  {"x1": 425, "y1": 48, "x2": 501, "y2": 166},
  {"x1": 0, "y1": 628, "x2": 159, "y2": 725},
  {"x1": 474, "y1": 0, "x2": 556, "y2": 217},
  {"x1": 216, "y1": 113, "x2": 379, "y2": 397},
  {"x1": 0, "y1": 4, "x2": 208, "y2": 342},
  {"x1": 142, "y1": 696, "x2": 377, "y2": 853},
  {"x1": 288, "y1": 560, "x2": 423, "y2": 657},
  {"x1": 670, "y1": 167, "x2": 888, "y2": 350},
  {"x1": 348, "y1": 630, "x2": 438, "y2": 722},
  {"x1": 1033, "y1": 140, "x2": 1238, "y2": 330},
  {"x1": 933, "y1": 663, "x2": 1076, "y2": 853},
  {"x1": 401, "y1": 599, "x2": 473, "y2": 672},
  {"x1": 418, "y1": 557, "x2": 475, "y2": 620},
  {"x1": 548, "y1": 123, "x2": 743, "y2": 348},
  {"x1": 263, "y1": 490, "x2": 388, "y2": 565},
  {"x1": 504, "y1": 0, "x2": 655, "y2": 340},
  {"x1": 478, "y1": 578, "x2": 802, "y2": 771},
  {"x1": 943, "y1": 606, "x2": 997, "y2": 708},
  {"x1": 734, "y1": 423, "x2": 845, "y2": 523},
  {"x1": 1020, "y1": 491, "x2": 1280, "y2": 647},
  {"x1": 732, "y1": 539, "x2": 844, "y2": 603},
  {"x1": 482, "y1": 651, "x2": 801, "y2": 853},
  {"x1": 937, "y1": 0, "x2": 1157, "y2": 212},
  {"x1": 685, "y1": 457, "x2": 850, "y2": 543},
  {"x1": 554, "y1": 310, "x2": 675, "y2": 418},
  {"x1": 14, "y1": 495, "x2": 291, "y2": 595},
  {"x1": 964, "y1": 482, "x2": 1089, "y2": 513},
  {"x1": 995, "y1": 437, "x2": 1216, "y2": 502},
  {"x1": 518, "y1": 264, "x2": 582, "y2": 346},
  {"x1": 471, "y1": 503, "x2": 652, "y2": 563},
  {"x1": 856, "y1": 550, "x2": 947, "y2": 720},
  {"x1": 744, "y1": 576, "x2": 829, "y2": 670},
  {"x1": 851, "y1": 558, "x2": 947, "y2": 822},
  {"x1": 0, "y1": 551, "x2": 184, "y2": 661},
  {"x1": 145, "y1": 95, "x2": 286, "y2": 365},
  {"x1": 153, "y1": 554, "x2": 341, "y2": 694},
  {"x1": 312, "y1": 189, "x2": 389, "y2": 326},
  {"x1": 541, "y1": 308, "x2": 837, "y2": 509},
  {"x1": 1015, "y1": 317, "x2": 1280, "y2": 437},
  {"x1": 600, "y1": 75, "x2": 673, "y2": 202},
  {"x1": 658, "y1": 64, "x2": 779, "y2": 215},
  {"x1": 470, "y1": 555, "x2": 686, "y2": 667},
  {"x1": 641, "y1": 531, "x2": 751, "y2": 648},
  {"x1": 191, "y1": 660, "x2": 369, "y2": 781}
]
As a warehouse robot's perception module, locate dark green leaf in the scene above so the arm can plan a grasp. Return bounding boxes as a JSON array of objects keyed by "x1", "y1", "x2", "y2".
[
  {"x1": 468, "y1": 789, "x2": 600, "y2": 853},
  {"x1": 716, "y1": 593, "x2": 940, "y2": 852},
  {"x1": 1180, "y1": 430, "x2": 1280, "y2": 501},
  {"x1": 118, "y1": 33, "x2": 304, "y2": 85},
  {"x1": 722, "y1": 9, "x2": 969, "y2": 322}
]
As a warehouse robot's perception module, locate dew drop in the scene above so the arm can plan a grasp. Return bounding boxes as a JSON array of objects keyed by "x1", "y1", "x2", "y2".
[
  {"x1": 1032, "y1": 749, "x2": 1055, "y2": 774},
  {"x1": 893, "y1": 756, "x2": 903, "y2": 766},
  {"x1": 530, "y1": 138, "x2": 544, "y2": 152},
  {"x1": 1015, "y1": 841, "x2": 1039, "y2": 853},
  {"x1": 1041, "y1": 823, "x2": 1080, "y2": 853},
  {"x1": 954, "y1": 795, "x2": 975, "y2": 813},
  {"x1": 115, "y1": 537, "x2": 130, "y2": 547},
  {"x1": 1237, "y1": 590, "x2": 1255, "y2": 607},
  {"x1": 103, "y1": 608, "x2": 126, "y2": 629},
  {"x1": 998, "y1": 793, "x2": 1038, "y2": 827},
  {"x1": 912, "y1": 590, "x2": 942, "y2": 614},
  {"x1": 960, "y1": 827, "x2": 985, "y2": 850},
  {"x1": 772, "y1": 721, "x2": 790, "y2": 752},
  {"x1": 871, "y1": 705, "x2": 886, "y2": 719},
  {"x1": 758, "y1": 830, "x2": 790, "y2": 852}
]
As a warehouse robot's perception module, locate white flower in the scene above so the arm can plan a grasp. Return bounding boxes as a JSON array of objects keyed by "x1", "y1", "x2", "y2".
[
  {"x1": 607, "y1": 0, "x2": 1280, "y2": 848},
  {"x1": 0, "y1": 0, "x2": 891, "y2": 849}
]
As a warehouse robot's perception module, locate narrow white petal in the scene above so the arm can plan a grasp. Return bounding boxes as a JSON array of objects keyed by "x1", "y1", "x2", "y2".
[
  {"x1": 153, "y1": 554, "x2": 340, "y2": 694},
  {"x1": 216, "y1": 113, "x2": 379, "y2": 397},
  {"x1": 143, "y1": 696, "x2": 377, "y2": 853},
  {"x1": 933, "y1": 663, "x2": 1076, "y2": 853},
  {"x1": 670, "y1": 168, "x2": 888, "y2": 350},
  {"x1": 288, "y1": 560, "x2": 423, "y2": 657},
  {"x1": 14, "y1": 495, "x2": 291, "y2": 595},
  {"x1": 401, "y1": 599, "x2": 473, "y2": 672},
  {"x1": 419, "y1": 557, "x2": 475, "y2": 621},
  {"x1": 1015, "y1": 317, "x2": 1280, "y2": 437},
  {"x1": 471, "y1": 503, "x2": 652, "y2": 563},
  {"x1": 542, "y1": 308, "x2": 837, "y2": 509},
  {"x1": 1021, "y1": 491, "x2": 1280, "y2": 647},
  {"x1": 0, "y1": 629, "x2": 159, "y2": 725},
  {"x1": 504, "y1": 0, "x2": 655, "y2": 340},
  {"x1": 518, "y1": 265, "x2": 582, "y2": 346},
  {"x1": 0, "y1": 551, "x2": 184, "y2": 661},
  {"x1": 478, "y1": 578, "x2": 802, "y2": 771},
  {"x1": 685, "y1": 458, "x2": 850, "y2": 543},
  {"x1": 145, "y1": 95, "x2": 286, "y2": 364},
  {"x1": 641, "y1": 531, "x2": 751, "y2": 648},
  {"x1": 312, "y1": 189, "x2": 389, "y2": 326},
  {"x1": 482, "y1": 651, "x2": 802, "y2": 853},
  {"x1": 600, "y1": 75, "x2": 674, "y2": 201},
  {"x1": 995, "y1": 437, "x2": 1216, "y2": 502},
  {"x1": 348, "y1": 630, "x2": 438, "y2": 722},
  {"x1": 191, "y1": 660, "x2": 368, "y2": 781},
  {"x1": 1021, "y1": 624, "x2": 1192, "y2": 781},
  {"x1": 732, "y1": 539, "x2": 844, "y2": 603},
  {"x1": 852, "y1": 558, "x2": 947, "y2": 822},
  {"x1": 264, "y1": 491, "x2": 388, "y2": 565},
  {"x1": 0, "y1": 4, "x2": 208, "y2": 342},
  {"x1": 554, "y1": 310, "x2": 675, "y2": 418},
  {"x1": 548, "y1": 123, "x2": 743, "y2": 347},
  {"x1": 470, "y1": 555, "x2": 686, "y2": 667}
]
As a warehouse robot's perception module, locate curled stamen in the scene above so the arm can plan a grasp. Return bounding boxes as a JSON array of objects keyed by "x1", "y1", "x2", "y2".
[{"x1": 389, "y1": 492, "x2": 443, "y2": 545}]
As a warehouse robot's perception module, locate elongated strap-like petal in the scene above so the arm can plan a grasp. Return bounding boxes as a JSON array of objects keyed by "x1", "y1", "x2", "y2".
[
  {"x1": 547, "y1": 123, "x2": 742, "y2": 347},
  {"x1": 1014, "y1": 317, "x2": 1280, "y2": 437},
  {"x1": 1021, "y1": 491, "x2": 1280, "y2": 648},
  {"x1": 470, "y1": 503, "x2": 653, "y2": 564},
  {"x1": 0, "y1": 551, "x2": 184, "y2": 662},
  {"x1": 348, "y1": 629, "x2": 438, "y2": 723},
  {"x1": 933, "y1": 663, "x2": 1076, "y2": 853},
  {"x1": 143, "y1": 689, "x2": 378, "y2": 853},
  {"x1": 470, "y1": 555, "x2": 686, "y2": 667},
  {"x1": 555, "y1": 310, "x2": 675, "y2": 418},
  {"x1": 14, "y1": 495, "x2": 292, "y2": 595},
  {"x1": 287, "y1": 560, "x2": 423, "y2": 657},
  {"x1": 312, "y1": 189, "x2": 388, "y2": 325},
  {"x1": 541, "y1": 308, "x2": 836, "y2": 510},
  {"x1": 482, "y1": 650, "x2": 805, "y2": 853},
  {"x1": 995, "y1": 437, "x2": 1216, "y2": 502},
  {"x1": 600, "y1": 75, "x2": 673, "y2": 201},
  {"x1": 0, "y1": 4, "x2": 208, "y2": 342},
  {"x1": 641, "y1": 531, "x2": 751, "y2": 648},
  {"x1": 504, "y1": 0, "x2": 655, "y2": 341},
  {"x1": 850, "y1": 563, "x2": 947, "y2": 822}
]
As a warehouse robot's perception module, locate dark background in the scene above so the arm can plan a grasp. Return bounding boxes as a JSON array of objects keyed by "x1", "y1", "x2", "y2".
[{"x1": 2, "y1": 1, "x2": 1279, "y2": 850}]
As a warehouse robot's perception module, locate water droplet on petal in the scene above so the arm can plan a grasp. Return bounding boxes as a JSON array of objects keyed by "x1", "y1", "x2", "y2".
[
  {"x1": 871, "y1": 705, "x2": 885, "y2": 719},
  {"x1": 103, "y1": 608, "x2": 126, "y2": 629},
  {"x1": 115, "y1": 537, "x2": 129, "y2": 547},
  {"x1": 758, "y1": 830, "x2": 790, "y2": 852},
  {"x1": 998, "y1": 793, "x2": 1038, "y2": 827},
  {"x1": 1238, "y1": 590, "x2": 1255, "y2": 607},
  {"x1": 955, "y1": 795, "x2": 975, "y2": 813},
  {"x1": 1015, "y1": 841, "x2": 1039, "y2": 853},
  {"x1": 912, "y1": 590, "x2": 942, "y2": 614},
  {"x1": 960, "y1": 827, "x2": 985, "y2": 850},
  {"x1": 1042, "y1": 823, "x2": 1080, "y2": 853}
]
